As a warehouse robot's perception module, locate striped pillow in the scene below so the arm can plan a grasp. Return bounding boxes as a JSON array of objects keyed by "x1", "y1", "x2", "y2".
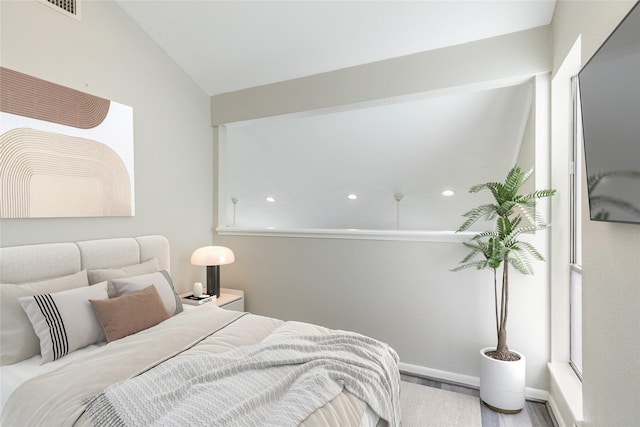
[
  {"x1": 18, "y1": 281, "x2": 108, "y2": 364},
  {"x1": 0, "y1": 270, "x2": 89, "y2": 365}
]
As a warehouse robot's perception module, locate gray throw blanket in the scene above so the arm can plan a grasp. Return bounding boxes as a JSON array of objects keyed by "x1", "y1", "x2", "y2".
[{"x1": 83, "y1": 332, "x2": 401, "y2": 427}]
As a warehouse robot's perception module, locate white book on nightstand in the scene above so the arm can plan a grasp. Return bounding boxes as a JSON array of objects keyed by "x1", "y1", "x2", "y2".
[
  {"x1": 180, "y1": 289, "x2": 244, "y2": 311},
  {"x1": 182, "y1": 294, "x2": 215, "y2": 305}
]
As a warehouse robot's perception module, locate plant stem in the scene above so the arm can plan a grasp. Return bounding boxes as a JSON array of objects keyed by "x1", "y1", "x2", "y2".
[
  {"x1": 493, "y1": 268, "x2": 499, "y2": 343},
  {"x1": 502, "y1": 255, "x2": 509, "y2": 333},
  {"x1": 497, "y1": 255, "x2": 509, "y2": 355}
]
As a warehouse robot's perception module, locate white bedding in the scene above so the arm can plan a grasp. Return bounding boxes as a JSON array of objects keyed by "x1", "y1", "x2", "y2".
[
  {"x1": 0, "y1": 303, "x2": 194, "y2": 414},
  {"x1": 1, "y1": 306, "x2": 397, "y2": 426},
  {"x1": 84, "y1": 328, "x2": 399, "y2": 426},
  {"x1": 0, "y1": 304, "x2": 219, "y2": 412},
  {"x1": 0, "y1": 304, "x2": 205, "y2": 410},
  {"x1": 0, "y1": 342, "x2": 105, "y2": 412}
]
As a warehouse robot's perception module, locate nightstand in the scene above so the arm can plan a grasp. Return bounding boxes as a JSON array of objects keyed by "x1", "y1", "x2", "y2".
[
  {"x1": 216, "y1": 288, "x2": 245, "y2": 311},
  {"x1": 181, "y1": 288, "x2": 244, "y2": 312}
]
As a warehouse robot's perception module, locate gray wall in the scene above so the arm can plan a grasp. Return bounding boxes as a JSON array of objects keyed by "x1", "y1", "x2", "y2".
[
  {"x1": 217, "y1": 233, "x2": 551, "y2": 390},
  {"x1": 212, "y1": 26, "x2": 550, "y2": 124},
  {"x1": 0, "y1": 1, "x2": 214, "y2": 292},
  {"x1": 212, "y1": 28, "x2": 553, "y2": 391},
  {"x1": 552, "y1": 2, "x2": 640, "y2": 426}
]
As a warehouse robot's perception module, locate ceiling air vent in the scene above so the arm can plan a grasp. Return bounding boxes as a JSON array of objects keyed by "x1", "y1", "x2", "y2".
[{"x1": 39, "y1": 0, "x2": 81, "y2": 20}]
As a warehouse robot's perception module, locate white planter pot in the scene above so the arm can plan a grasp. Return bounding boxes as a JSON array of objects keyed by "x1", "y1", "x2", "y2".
[{"x1": 479, "y1": 347, "x2": 526, "y2": 413}]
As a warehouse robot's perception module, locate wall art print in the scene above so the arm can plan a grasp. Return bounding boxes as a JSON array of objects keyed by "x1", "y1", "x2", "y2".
[{"x1": 0, "y1": 67, "x2": 134, "y2": 218}]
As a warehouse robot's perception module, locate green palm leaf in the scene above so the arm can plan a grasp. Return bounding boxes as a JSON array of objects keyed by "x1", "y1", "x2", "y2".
[
  {"x1": 508, "y1": 252, "x2": 533, "y2": 275},
  {"x1": 457, "y1": 204, "x2": 499, "y2": 231},
  {"x1": 514, "y1": 240, "x2": 545, "y2": 261}
]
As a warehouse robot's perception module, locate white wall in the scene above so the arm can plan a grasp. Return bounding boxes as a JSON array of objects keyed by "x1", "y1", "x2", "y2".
[
  {"x1": 0, "y1": 0, "x2": 214, "y2": 292},
  {"x1": 221, "y1": 83, "x2": 532, "y2": 231},
  {"x1": 551, "y1": 1, "x2": 640, "y2": 426},
  {"x1": 212, "y1": 28, "x2": 553, "y2": 391}
]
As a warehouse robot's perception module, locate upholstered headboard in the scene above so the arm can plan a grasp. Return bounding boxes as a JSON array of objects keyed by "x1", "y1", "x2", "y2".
[{"x1": 0, "y1": 235, "x2": 169, "y2": 284}]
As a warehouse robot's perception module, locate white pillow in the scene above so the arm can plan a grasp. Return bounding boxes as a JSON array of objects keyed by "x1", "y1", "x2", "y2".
[
  {"x1": 87, "y1": 258, "x2": 160, "y2": 297},
  {"x1": 111, "y1": 271, "x2": 183, "y2": 317},
  {"x1": 0, "y1": 270, "x2": 89, "y2": 365},
  {"x1": 18, "y1": 281, "x2": 108, "y2": 364}
]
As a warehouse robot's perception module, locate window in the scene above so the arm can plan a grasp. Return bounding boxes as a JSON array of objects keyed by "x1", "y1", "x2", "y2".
[{"x1": 570, "y1": 76, "x2": 583, "y2": 378}]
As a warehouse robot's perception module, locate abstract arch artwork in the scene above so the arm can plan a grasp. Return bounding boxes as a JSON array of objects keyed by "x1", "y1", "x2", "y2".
[{"x1": 0, "y1": 67, "x2": 134, "y2": 218}]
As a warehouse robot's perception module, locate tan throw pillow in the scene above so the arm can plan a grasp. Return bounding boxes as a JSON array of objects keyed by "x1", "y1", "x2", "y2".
[
  {"x1": 87, "y1": 258, "x2": 160, "y2": 298},
  {"x1": 90, "y1": 285, "x2": 170, "y2": 343},
  {"x1": 0, "y1": 270, "x2": 89, "y2": 365}
]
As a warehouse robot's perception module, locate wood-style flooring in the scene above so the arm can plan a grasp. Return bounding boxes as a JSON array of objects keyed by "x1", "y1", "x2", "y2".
[{"x1": 400, "y1": 373, "x2": 558, "y2": 427}]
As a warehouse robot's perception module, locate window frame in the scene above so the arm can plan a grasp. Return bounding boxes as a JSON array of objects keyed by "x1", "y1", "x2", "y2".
[{"x1": 569, "y1": 75, "x2": 583, "y2": 380}]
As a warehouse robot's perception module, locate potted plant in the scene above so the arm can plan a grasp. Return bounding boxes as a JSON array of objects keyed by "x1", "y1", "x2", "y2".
[{"x1": 452, "y1": 166, "x2": 556, "y2": 413}]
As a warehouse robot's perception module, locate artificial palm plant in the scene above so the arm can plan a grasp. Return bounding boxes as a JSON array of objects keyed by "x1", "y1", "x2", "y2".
[{"x1": 453, "y1": 166, "x2": 556, "y2": 361}]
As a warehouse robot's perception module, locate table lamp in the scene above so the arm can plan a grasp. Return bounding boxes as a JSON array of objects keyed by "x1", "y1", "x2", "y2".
[{"x1": 190, "y1": 246, "x2": 235, "y2": 298}]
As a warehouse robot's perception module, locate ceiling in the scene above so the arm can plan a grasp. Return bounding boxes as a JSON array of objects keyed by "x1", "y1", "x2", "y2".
[
  {"x1": 116, "y1": 1, "x2": 556, "y2": 231},
  {"x1": 117, "y1": 1, "x2": 556, "y2": 96}
]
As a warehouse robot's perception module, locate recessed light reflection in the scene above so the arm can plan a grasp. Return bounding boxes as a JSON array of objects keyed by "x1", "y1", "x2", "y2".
[
  {"x1": 347, "y1": 194, "x2": 358, "y2": 200},
  {"x1": 442, "y1": 189, "x2": 455, "y2": 197},
  {"x1": 265, "y1": 196, "x2": 275, "y2": 202}
]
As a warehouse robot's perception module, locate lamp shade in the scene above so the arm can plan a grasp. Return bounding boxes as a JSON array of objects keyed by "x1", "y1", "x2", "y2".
[{"x1": 190, "y1": 246, "x2": 235, "y2": 266}]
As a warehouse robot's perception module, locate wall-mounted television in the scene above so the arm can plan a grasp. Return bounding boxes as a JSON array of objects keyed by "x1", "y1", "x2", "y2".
[{"x1": 578, "y1": 3, "x2": 640, "y2": 224}]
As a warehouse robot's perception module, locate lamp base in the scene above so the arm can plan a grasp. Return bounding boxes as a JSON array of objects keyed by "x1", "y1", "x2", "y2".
[{"x1": 206, "y1": 265, "x2": 221, "y2": 298}]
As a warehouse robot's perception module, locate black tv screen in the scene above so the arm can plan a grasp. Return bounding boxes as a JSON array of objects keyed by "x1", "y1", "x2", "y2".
[{"x1": 578, "y1": 3, "x2": 640, "y2": 224}]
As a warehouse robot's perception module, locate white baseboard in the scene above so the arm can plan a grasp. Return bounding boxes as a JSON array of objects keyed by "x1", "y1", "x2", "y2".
[
  {"x1": 546, "y1": 393, "x2": 568, "y2": 427},
  {"x1": 399, "y1": 361, "x2": 550, "y2": 402},
  {"x1": 399, "y1": 362, "x2": 480, "y2": 388}
]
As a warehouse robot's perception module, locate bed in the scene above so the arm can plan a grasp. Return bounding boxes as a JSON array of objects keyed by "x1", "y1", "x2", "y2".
[{"x1": 0, "y1": 235, "x2": 400, "y2": 426}]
